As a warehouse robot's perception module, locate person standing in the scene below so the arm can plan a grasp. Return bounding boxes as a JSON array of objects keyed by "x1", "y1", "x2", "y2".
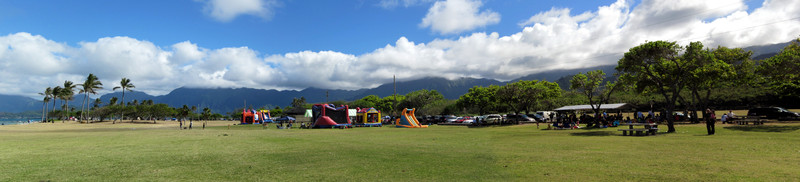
[{"x1": 705, "y1": 109, "x2": 715, "y2": 135}]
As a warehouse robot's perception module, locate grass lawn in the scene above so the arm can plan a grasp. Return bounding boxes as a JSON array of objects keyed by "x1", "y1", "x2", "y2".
[{"x1": 1, "y1": 121, "x2": 799, "y2": 181}]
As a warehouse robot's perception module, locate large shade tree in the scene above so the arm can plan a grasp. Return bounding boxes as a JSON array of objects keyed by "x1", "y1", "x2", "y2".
[
  {"x1": 617, "y1": 40, "x2": 687, "y2": 133},
  {"x1": 457, "y1": 85, "x2": 500, "y2": 115},
  {"x1": 757, "y1": 38, "x2": 800, "y2": 101},
  {"x1": 570, "y1": 70, "x2": 620, "y2": 126}
]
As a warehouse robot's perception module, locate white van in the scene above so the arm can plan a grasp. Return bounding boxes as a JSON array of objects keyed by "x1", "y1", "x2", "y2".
[{"x1": 536, "y1": 111, "x2": 555, "y2": 122}]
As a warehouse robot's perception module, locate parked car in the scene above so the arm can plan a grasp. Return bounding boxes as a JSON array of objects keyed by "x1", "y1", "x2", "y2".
[
  {"x1": 483, "y1": 114, "x2": 502, "y2": 124},
  {"x1": 445, "y1": 115, "x2": 458, "y2": 123},
  {"x1": 672, "y1": 112, "x2": 689, "y2": 121},
  {"x1": 747, "y1": 107, "x2": 800, "y2": 120},
  {"x1": 456, "y1": 116, "x2": 474, "y2": 124},
  {"x1": 506, "y1": 114, "x2": 534, "y2": 123},
  {"x1": 526, "y1": 114, "x2": 545, "y2": 122}
]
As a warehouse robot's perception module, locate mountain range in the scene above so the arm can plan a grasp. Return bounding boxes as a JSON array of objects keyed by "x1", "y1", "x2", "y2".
[{"x1": 1, "y1": 40, "x2": 792, "y2": 114}]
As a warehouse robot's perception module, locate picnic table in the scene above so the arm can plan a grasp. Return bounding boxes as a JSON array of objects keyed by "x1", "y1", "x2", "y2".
[
  {"x1": 736, "y1": 116, "x2": 765, "y2": 125},
  {"x1": 618, "y1": 122, "x2": 658, "y2": 136}
]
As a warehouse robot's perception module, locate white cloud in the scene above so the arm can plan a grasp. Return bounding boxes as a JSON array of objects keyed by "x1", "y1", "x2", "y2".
[
  {"x1": 420, "y1": 0, "x2": 501, "y2": 34},
  {"x1": 2, "y1": 0, "x2": 800, "y2": 100},
  {"x1": 202, "y1": 0, "x2": 277, "y2": 22}
]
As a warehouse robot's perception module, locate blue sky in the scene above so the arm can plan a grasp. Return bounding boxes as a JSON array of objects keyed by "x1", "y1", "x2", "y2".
[
  {"x1": 0, "y1": 0, "x2": 797, "y2": 98},
  {"x1": 0, "y1": 0, "x2": 633, "y2": 54}
]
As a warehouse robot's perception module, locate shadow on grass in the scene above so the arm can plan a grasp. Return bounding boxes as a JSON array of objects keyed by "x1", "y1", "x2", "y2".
[
  {"x1": 570, "y1": 131, "x2": 615, "y2": 136},
  {"x1": 723, "y1": 125, "x2": 800, "y2": 132}
]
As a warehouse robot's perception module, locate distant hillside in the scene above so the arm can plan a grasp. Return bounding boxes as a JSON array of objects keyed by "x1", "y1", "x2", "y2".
[
  {"x1": 743, "y1": 40, "x2": 795, "y2": 60},
  {"x1": 0, "y1": 94, "x2": 40, "y2": 113},
  {"x1": 512, "y1": 65, "x2": 617, "y2": 82}
]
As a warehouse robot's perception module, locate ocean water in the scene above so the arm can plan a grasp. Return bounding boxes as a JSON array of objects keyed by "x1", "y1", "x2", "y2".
[{"x1": 0, "y1": 118, "x2": 39, "y2": 125}]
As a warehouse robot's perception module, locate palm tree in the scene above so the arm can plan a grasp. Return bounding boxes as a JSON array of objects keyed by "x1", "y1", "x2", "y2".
[
  {"x1": 50, "y1": 86, "x2": 62, "y2": 120},
  {"x1": 61, "y1": 81, "x2": 76, "y2": 121},
  {"x1": 113, "y1": 78, "x2": 135, "y2": 123},
  {"x1": 78, "y1": 74, "x2": 103, "y2": 123},
  {"x1": 202, "y1": 107, "x2": 211, "y2": 120},
  {"x1": 191, "y1": 105, "x2": 197, "y2": 121},
  {"x1": 62, "y1": 81, "x2": 76, "y2": 119},
  {"x1": 38, "y1": 87, "x2": 53, "y2": 122},
  {"x1": 93, "y1": 98, "x2": 102, "y2": 109},
  {"x1": 109, "y1": 97, "x2": 118, "y2": 106}
]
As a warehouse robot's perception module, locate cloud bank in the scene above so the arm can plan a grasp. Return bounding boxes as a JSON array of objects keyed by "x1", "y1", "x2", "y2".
[{"x1": 2, "y1": 0, "x2": 799, "y2": 99}]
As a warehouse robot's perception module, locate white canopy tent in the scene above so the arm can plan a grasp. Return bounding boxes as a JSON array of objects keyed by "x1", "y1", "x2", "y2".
[{"x1": 553, "y1": 103, "x2": 636, "y2": 112}]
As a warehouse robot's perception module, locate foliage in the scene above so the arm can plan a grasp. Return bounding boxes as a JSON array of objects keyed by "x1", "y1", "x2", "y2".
[
  {"x1": 570, "y1": 70, "x2": 620, "y2": 114},
  {"x1": 400, "y1": 89, "x2": 445, "y2": 113},
  {"x1": 457, "y1": 85, "x2": 499, "y2": 115},
  {"x1": 617, "y1": 40, "x2": 687, "y2": 132},
  {"x1": 757, "y1": 38, "x2": 800, "y2": 99}
]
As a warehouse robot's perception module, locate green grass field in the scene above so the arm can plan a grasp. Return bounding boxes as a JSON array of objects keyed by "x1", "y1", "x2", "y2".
[{"x1": 2, "y1": 121, "x2": 799, "y2": 181}]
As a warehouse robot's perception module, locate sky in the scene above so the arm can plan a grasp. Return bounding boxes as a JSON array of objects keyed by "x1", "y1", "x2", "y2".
[{"x1": 1, "y1": 0, "x2": 798, "y2": 99}]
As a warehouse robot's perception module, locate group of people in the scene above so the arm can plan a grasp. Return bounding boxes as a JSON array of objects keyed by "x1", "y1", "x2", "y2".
[{"x1": 704, "y1": 109, "x2": 737, "y2": 135}]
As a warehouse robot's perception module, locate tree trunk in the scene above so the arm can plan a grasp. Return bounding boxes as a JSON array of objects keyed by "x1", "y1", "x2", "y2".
[
  {"x1": 42, "y1": 100, "x2": 47, "y2": 122},
  {"x1": 119, "y1": 89, "x2": 125, "y2": 124}
]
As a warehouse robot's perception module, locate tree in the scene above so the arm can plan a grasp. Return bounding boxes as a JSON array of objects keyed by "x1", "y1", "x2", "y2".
[
  {"x1": 112, "y1": 78, "x2": 134, "y2": 123},
  {"x1": 61, "y1": 81, "x2": 76, "y2": 120},
  {"x1": 401, "y1": 89, "x2": 445, "y2": 114},
  {"x1": 496, "y1": 80, "x2": 562, "y2": 115},
  {"x1": 93, "y1": 98, "x2": 102, "y2": 109},
  {"x1": 291, "y1": 97, "x2": 307, "y2": 108},
  {"x1": 457, "y1": 85, "x2": 499, "y2": 115},
  {"x1": 202, "y1": 107, "x2": 212, "y2": 120},
  {"x1": 521, "y1": 80, "x2": 562, "y2": 114},
  {"x1": 78, "y1": 74, "x2": 103, "y2": 122},
  {"x1": 757, "y1": 38, "x2": 800, "y2": 100},
  {"x1": 350, "y1": 95, "x2": 381, "y2": 109},
  {"x1": 109, "y1": 97, "x2": 118, "y2": 106},
  {"x1": 38, "y1": 87, "x2": 53, "y2": 122},
  {"x1": 617, "y1": 40, "x2": 687, "y2": 133},
  {"x1": 570, "y1": 70, "x2": 620, "y2": 125},
  {"x1": 681, "y1": 42, "x2": 748, "y2": 122},
  {"x1": 50, "y1": 86, "x2": 62, "y2": 120}
]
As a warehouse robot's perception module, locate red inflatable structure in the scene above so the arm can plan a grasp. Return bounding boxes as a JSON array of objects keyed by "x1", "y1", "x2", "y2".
[{"x1": 311, "y1": 104, "x2": 352, "y2": 128}]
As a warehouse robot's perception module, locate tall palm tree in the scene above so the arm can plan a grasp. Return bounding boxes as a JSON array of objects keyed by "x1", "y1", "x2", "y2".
[
  {"x1": 113, "y1": 78, "x2": 135, "y2": 123},
  {"x1": 78, "y1": 74, "x2": 103, "y2": 123},
  {"x1": 191, "y1": 105, "x2": 197, "y2": 121},
  {"x1": 39, "y1": 87, "x2": 53, "y2": 122},
  {"x1": 62, "y1": 81, "x2": 76, "y2": 119},
  {"x1": 51, "y1": 86, "x2": 62, "y2": 120}
]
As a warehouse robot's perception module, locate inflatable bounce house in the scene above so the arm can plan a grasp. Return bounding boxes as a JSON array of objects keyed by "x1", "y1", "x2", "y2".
[
  {"x1": 355, "y1": 107, "x2": 382, "y2": 127},
  {"x1": 311, "y1": 104, "x2": 352, "y2": 128},
  {"x1": 396, "y1": 108, "x2": 428, "y2": 128},
  {"x1": 241, "y1": 109, "x2": 273, "y2": 124}
]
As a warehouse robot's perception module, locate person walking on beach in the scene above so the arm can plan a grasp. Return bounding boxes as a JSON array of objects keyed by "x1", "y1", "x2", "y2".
[{"x1": 705, "y1": 109, "x2": 715, "y2": 135}]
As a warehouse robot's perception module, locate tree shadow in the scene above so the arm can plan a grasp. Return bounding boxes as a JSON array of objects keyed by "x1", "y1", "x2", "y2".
[
  {"x1": 570, "y1": 131, "x2": 615, "y2": 136},
  {"x1": 724, "y1": 125, "x2": 800, "y2": 132}
]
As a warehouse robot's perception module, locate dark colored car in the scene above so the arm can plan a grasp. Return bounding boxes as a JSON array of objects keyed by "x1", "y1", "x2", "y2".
[
  {"x1": 747, "y1": 107, "x2": 800, "y2": 120},
  {"x1": 506, "y1": 114, "x2": 534, "y2": 123},
  {"x1": 525, "y1": 114, "x2": 545, "y2": 122}
]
